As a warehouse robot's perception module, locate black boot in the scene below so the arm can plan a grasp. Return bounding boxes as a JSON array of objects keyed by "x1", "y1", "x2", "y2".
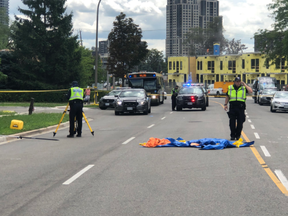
[{"x1": 67, "y1": 134, "x2": 74, "y2": 138}]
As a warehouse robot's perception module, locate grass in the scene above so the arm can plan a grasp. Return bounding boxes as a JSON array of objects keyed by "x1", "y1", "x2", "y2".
[
  {"x1": 0, "y1": 102, "x2": 68, "y2": 107},
  {"x1": 0, "y1": 113, "x2": 69, "y2": 135}
]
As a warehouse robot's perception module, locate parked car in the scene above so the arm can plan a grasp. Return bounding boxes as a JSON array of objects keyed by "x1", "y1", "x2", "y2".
[
  {"x1": 270, "y1": 91, "x2": 288, "y2": 112},
  {"x1": 114, "y1": 89, "x2": 151, "y2": 115},
  {"x1": 258, "y1": 88, "x2": 277, "y2": 105}
]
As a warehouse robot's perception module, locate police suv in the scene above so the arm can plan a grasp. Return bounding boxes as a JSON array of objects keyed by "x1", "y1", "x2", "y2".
[{"x1": 176, "y1": 84, "x2": 208, "y2": 111}]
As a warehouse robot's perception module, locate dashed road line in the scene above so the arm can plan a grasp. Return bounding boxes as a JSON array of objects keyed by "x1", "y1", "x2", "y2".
[
  {"x1": 63, "y1": 165, "x2": 94, "y2": 185},
  {"x1": 275, "y1": 170, "x2": 288, "y2": 191},
  {"x1": 246, "y1": 115, "x2": 249, "y2": 118},
  {"x1": 260, "y1": 146, "x2": 271, "y2": 157},
  {"x1": 147, "y1": 124, "x2": 155, "y2": 129},
  {"x1": 248, "y1": 119, "x2": 252, "y2": 123},
  {"x1": 122, "y1": 137, "x2": 135, "y2": 145},
  {"x1": 161, "y1": 117, "x2": 166, "y2": 120},
  {"x1": 254, "y1": 132, "x2": 260, "y2": 139},
  {"x1": 170, "y1": 112, "x2": 173, "y2": 114},
  {"x1": 251, "y1": 125, "x2": 255, "y2": 129}
]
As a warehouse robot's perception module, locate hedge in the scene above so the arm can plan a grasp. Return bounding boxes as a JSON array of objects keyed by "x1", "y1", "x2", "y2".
[{"x1": 0, "y1": 89, "x2": 110, "y2": 103}]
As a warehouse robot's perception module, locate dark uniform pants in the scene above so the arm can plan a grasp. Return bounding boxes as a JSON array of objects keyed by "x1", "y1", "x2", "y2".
[
  {"x1": 171, "y1": 95, "x2": 177, "y2": 110},
  {"x1": 228, "y1": 105, "x2": 246, "y2": 138},
  {"x1": 69, "y1": 102, "x2": 83, "y2": 136}
]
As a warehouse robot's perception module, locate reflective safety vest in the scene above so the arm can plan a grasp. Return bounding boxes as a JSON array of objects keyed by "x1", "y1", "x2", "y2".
[
  {"x1": 69, "y1": 87, "x2": 84, "y2": 101},
  {"x1": 228, "y1": 85, "x2": 246, "y2": 102},
  {"x1": 171, "y1": 88, "x2": 179, "y2": 94}
]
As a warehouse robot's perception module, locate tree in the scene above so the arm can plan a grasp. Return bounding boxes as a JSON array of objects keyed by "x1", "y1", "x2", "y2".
[
  {"x1": 185, "y1": 17, "x2": 227, "y2": 55},
  {"x1": 138, "y1": 49, "x2": 167, "y2": 73},
  {"x1": 107, "y1": 12, "x2": 148, "y2": 84},
  {"x1": 254, "y1": 0, "x2": 288, "y2": 66},
  {"x1": 225, "y1": 39, "x2": 248, "y2": 54},
  {"x1": 9, "y1": 0, "x2": 81, "y2": 89},
  {"x1": 0, "y1": 8, "x2": 9, "y2": 49}
]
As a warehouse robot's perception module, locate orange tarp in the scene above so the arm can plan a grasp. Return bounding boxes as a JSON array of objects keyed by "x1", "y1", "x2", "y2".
[{"x1": 140, "y1": 137, "x2": 171, "y2": 148}]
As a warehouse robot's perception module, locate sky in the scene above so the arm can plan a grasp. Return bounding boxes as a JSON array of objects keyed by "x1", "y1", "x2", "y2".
[{"x1": 8, "y1": 0, "x2": 275, "y2": 55}]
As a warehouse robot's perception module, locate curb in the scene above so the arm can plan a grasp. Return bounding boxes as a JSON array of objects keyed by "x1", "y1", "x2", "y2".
[{"x1": 0, "y1": 122, "x2": 70, "y2": 143}]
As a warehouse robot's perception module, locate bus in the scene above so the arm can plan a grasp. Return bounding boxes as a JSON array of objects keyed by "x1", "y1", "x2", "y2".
[{"x1": 127, "y1": 72, "x2": 165, "y2": 105}]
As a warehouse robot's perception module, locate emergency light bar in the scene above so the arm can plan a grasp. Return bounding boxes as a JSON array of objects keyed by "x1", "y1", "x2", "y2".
[{"x1": 128, "y1": 73, "x2": 156, "y2": 78}]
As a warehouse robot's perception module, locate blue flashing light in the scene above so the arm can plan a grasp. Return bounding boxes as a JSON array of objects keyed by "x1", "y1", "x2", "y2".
[
  {"x1": 153, "y1": 74, "x2": 156, "y2": 77},
  {"x1": 129, "y1": 75, "x2": 132, "y2": 78}
]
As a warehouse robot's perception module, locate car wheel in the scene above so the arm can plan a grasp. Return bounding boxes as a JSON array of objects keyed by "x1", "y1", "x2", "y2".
[
  {"x1": 99, "y1": 106, "x2": 107, "y2": 110},
  {"x1": 270, "y1": 106, "x2": 276, "y2": 113},
  {"x1": 148, "y1": 106, "x2": 151, "y2": 113},
  {"x1": 176, "y1": 105, "x2": 182, "y2": 111},
  {"x1": 201, "y1": 105, "x2": 206, "y2": 111},
  {"x1": 143, "y1": 105, "x2": 148, "y2": 115},
  {"x1": 206, "y1": 97, "x2": 209, "y2": 107},
  {"x1": 115, "y1": 111, "x2": 120, "y2": 115}
]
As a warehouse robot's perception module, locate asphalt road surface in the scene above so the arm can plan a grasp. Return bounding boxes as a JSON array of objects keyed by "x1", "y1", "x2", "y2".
[{"x1": 1, "y1": 97, "x2": 288, "y2": 216}]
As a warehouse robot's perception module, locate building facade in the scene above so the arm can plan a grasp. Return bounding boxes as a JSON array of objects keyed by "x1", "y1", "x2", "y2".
[
  {"x1": 166, "y1": 0, "x2": 219, "y2": 57},
  {"x1": 167, "y1": 53, "x2": 288, "y2": 88},
  {"x1": 0, "y1": 0, "x2": 9, "y2": 25},
  {"x1": 99, "y1": 40, "x2": 109, "y2": 56}
]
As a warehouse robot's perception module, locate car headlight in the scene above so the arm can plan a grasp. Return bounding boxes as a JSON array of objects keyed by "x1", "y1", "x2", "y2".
[
  {"x1": 152, "y1": 95, "x2": 156, "y2": 99},
  {"x1": 117, "y1": 101, "x2": 122, "y2": 105},
  {"x1": 137, "y1": 100, "x2": 146, "y2": 105}
]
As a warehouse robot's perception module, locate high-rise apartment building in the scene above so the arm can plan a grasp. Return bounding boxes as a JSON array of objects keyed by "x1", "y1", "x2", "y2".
[
  {"x1": 166, "y1": 0, "x2": 219, "y2": 57},
  {"x1": 0, "y1": 0, "x2": 9, "y2": 25}
]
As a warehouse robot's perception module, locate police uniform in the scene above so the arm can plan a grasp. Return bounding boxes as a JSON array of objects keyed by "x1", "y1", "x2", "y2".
[
  {"x1": 171, "y1": 86, "x2": 179, "y2": 111},
  {"x1": 67, "y1": 81, "x2": 84, "y2": 138},
  {"x1": 227, "y1": 84, "x2": 248, "y2": 140}
]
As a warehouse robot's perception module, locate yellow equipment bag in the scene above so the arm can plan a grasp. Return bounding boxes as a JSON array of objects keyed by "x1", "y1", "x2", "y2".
[{"x1": 10, "y1": 120, "x2": 24, "y2": 130}]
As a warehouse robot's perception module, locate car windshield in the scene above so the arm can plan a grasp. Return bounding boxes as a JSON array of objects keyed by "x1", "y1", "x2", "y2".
[
  {"x1": 179, "y1": 87, "x2": 203, "y2": 94},
  {"x1": 120, "y1": 91, "x2": 145, "y2": 98},
  {"x1": 274, "y1": 92, "x2": 288, "y2": 99},
  {"x1": 108, "y1": 90, "x2": 121, "y2": 96},
  {"x1": 262, "y1": 89, "x2": 276, "y2": 94}
]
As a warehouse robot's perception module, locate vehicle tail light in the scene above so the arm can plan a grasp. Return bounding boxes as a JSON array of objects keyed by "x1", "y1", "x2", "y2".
[{"x1": 191, "y1": 96, "x2": 195, "y2": 102}]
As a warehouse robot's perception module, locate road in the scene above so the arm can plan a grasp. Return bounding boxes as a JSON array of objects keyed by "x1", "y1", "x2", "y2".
[{"x1": 1, "y1": 97, "x2": 288, "y2": 216}]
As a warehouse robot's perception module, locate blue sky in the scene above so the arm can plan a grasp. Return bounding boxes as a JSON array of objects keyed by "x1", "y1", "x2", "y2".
[{"x1": 9, "y1": 0, "x2": 274, "y2": 55}]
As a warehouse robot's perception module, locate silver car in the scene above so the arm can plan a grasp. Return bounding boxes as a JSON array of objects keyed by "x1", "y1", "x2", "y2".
[
  {"x1": 270, "y1": 91, "x2": 288, "y2": 112},
  {"x1": 258, "y1": 88, "x2": 277, "y2": 105}
]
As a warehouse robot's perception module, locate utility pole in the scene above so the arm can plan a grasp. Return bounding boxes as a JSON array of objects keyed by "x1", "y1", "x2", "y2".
[
  {"x1": 80, "y1": 30, "x2": 83, "y2": 47},
  {"x1": 94, "y1": 0, "x2": 102, "y2": 103}
]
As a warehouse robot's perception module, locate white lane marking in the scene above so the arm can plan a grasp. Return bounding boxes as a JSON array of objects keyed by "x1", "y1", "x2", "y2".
[
  {"x1": 251, "y1": 125, "x2": 255, "y2": 129},
  {"x1": 170, "y1": 112, "x2": 173, "y2": 114},
  {"x1": 248, "y1": 119, "x2": 252, "y2": 123},
  {"x1": 63, "y1": 165, "x2": 94, "y2": 185},
  {"x1": 254, "y1": 133, "x2": 260, "y2": 139},
  {"x1": 147, "y1": 124, "x2": 155, "y2": 129},
  {"x1": 122, "y1": 137, "x2": 135, "y2": 145},
  {"x1": 260, "y1": 146, "x2": 271, "y2": 157},
  {"x1": 246, "y1": 115, "x2": 249, "y2": 118},
  {"x1": 275, "y1": 170, "x2": 288, "y2": 191},
  {"x1": 161, "y1": 117, "x2": 166, "y2": 120}
]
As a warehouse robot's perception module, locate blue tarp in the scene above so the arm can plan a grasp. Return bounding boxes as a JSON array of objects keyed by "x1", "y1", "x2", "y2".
[{"x1": 148, "y1": 137, "x2": 254, "y2": 150}]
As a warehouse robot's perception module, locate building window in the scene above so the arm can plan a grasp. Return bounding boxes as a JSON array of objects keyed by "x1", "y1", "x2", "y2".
[
  {"x1": 180, "y1": 61, "x2": 182, "y2": 70},
  {"x1": 242, "y1": 59, "x2": 245, "y2": 69},
  {"x1": 251, "y1": 59, "x2": 255, "y2": 69},
  {"x1": 173, "y1": 61, "x2": 175, "y2": 70},
  {"x1": 169, "y1": 62, "x2": 172, "y2": 70},
  {"x1": 265, "y1": 59, "x2": 269, "y2": 69},
  {"x1": 208, "y1": 61, "x2": 215, "y2": 73},
  {"x1": 176, "y1": 61, "x2": 179, "y2": 72},
  {"x1": 197, "y1": 61, "x2": 199, "y2": 70},
  {"x1": 281, "y1": 58, "x2": 285, "y2": 72},
  {"x1": 200, "y1": 61, "x2": 203, "y2": 70},
  {"x1": 228, "y1": 60, "x2": 236, "y2": 73},
  {"x1": 220, "y1": 61, "x2": 223, "y2": 70}
]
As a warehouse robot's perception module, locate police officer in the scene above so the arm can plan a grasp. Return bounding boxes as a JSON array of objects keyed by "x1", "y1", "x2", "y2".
[
  {"x1": 171, "y1": 85, "x2": 179, "y2": 111},
  {"x1": 67, "y1": 81, "x2": 84, "y2": 138},
  {"x1": 224, "y1": 77, "x2": 253, "y2": 140}
]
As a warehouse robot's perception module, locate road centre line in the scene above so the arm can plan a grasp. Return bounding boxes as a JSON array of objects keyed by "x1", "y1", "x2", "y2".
[
  {"x1": 254, "y1": 132, "x2": 260, "y2": 139},
  {"x1": 275, "y1": 170, "x2": 288, "y2": 191},
  {"x1": 161, "y1": 117, "x2": 166, "y2": 120},
  {"x1": 122, "y1": 137, "x2": 135, "y2": 145},
  {"x1": 147, "y1": 124, "x2": 155, "y2": 129},
  {"x1": 214, "y1": 101, "x2": 288, "y2": 196},
  {"x1": 63, "y1": 165, "x2": 94, "y2": 185},
  {"x1": 251, "y1": 125, "x2": 255, "y2": 129},
  {"x1": 260, "y1": 146, "x2": 271, "y2": 157}
]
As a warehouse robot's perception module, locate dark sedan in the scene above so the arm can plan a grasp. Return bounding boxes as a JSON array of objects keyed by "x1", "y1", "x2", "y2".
[
  {"x1": 258, "y1": 88, "x2": 277, "y2": 105},
  {"x1": 114, "y1": 89, "x2": 151, "y2": 115},
  {"x1": 176, "y1": 86, "x2": 207, "y2": 111},
  {"x1": 99, "y1": 90, "x2": 122, "y2": 110}
]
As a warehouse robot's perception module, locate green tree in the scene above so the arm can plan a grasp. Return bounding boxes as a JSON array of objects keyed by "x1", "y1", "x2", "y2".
[
  {"x1": 77, "y1": 47, "x2": 94, "y2": 87},
  {"x1": 138, "y1": 49, "x2": 167, "y2": 73},
  {"x1": 254, "y1": 0, "x2": 288, "y2": 66},
  {"x1": 9, "y1": 0, "x2": 81, "y2": 89},
  {"x1": 0, "y1": 8, "x2": 9, "y2": 49},
  {"x1": 185, "y1": 17, "x2": 226, "y2": 55},
  {"x1": 107, "y1": 12, "x2": 148, "y2": 84}
]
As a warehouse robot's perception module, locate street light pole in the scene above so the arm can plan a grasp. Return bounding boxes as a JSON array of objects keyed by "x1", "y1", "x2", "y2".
[{"x1": 94, "y1": 0, "x2": 102, "y2": 103}]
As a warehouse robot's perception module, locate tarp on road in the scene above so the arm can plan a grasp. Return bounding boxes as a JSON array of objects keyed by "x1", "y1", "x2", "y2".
[{"x1": 140, "y1": 137, "x2": 254, "y2": 150}]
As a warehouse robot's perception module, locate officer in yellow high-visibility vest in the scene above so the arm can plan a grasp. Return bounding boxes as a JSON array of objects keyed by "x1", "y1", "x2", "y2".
[
  {"x1": 67, "y1": 81, "x2": 84, "y2": 138},
  {"x1": 224, "y1": 77, "x2": 253, "y2": 140}
]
